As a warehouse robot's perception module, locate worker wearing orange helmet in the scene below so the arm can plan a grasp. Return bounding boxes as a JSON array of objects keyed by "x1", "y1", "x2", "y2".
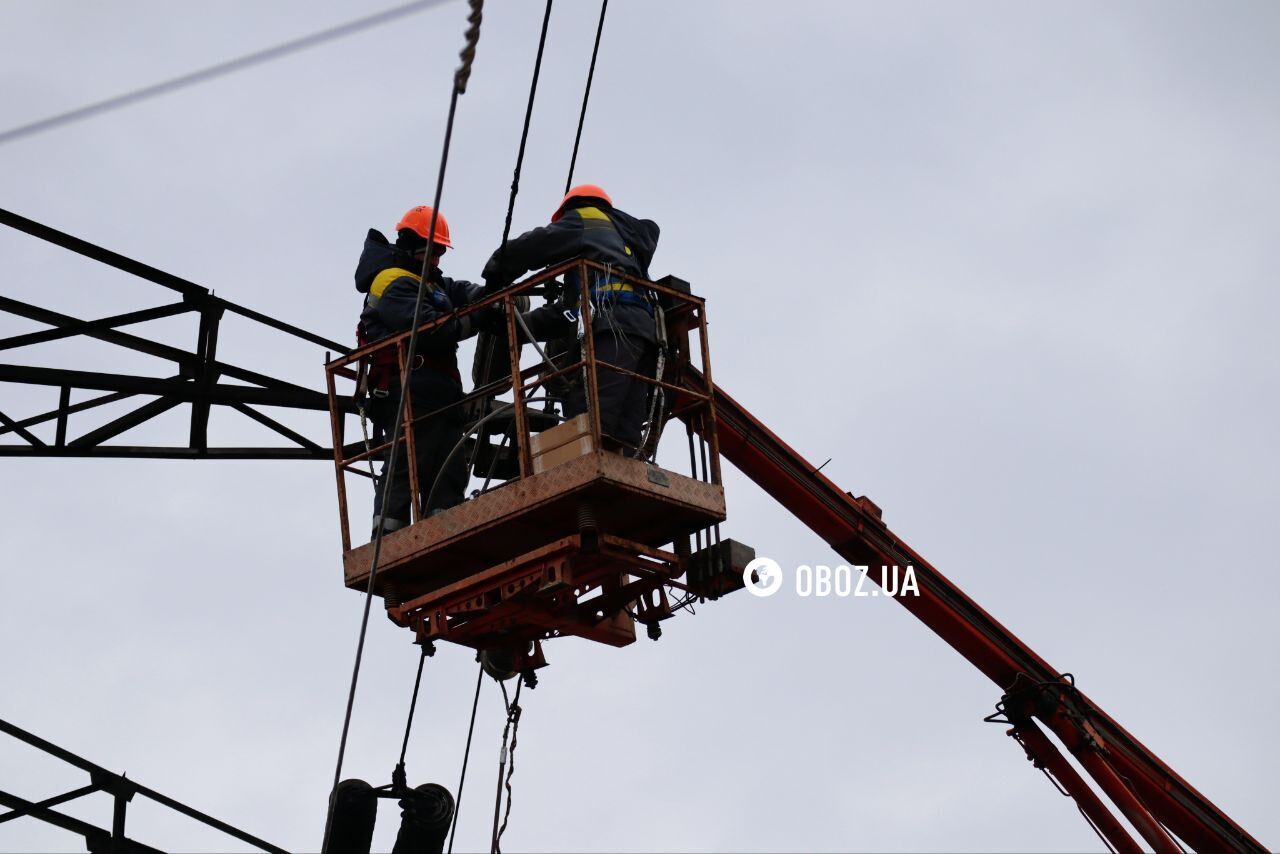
[
  {"x1": 481, "y1": 184, "x2": 661, "y2": 454},
  {"x1": 355, "y1": 205, "x2": 487, "y2": 537}
]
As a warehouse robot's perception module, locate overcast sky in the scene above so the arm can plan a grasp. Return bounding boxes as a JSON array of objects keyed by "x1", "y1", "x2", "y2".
[{"x1": 2, "y1": 1, "x2": 1278, "y2": 851}]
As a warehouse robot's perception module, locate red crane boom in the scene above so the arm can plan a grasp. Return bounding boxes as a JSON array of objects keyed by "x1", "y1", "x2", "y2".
[{"x1": 681, "y1": 370, "x2": 1264, "y2": 853}]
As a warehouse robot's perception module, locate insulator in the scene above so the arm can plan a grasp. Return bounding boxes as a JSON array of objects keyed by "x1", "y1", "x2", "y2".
[
  {"x1": 323, "y1": 778, "x2": 376, "y2": 854},
  {"x1": 393, "y1": 782, "x2": 454, "y2": 854}
]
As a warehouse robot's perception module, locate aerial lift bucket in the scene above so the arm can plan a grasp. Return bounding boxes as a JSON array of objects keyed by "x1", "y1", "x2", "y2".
[{"x1": 326, "y1": 261, "x2": 754, "y2": 677}]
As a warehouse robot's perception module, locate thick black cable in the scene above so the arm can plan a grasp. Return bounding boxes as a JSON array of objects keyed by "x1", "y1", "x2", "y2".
[
  {"x1": 396, "y1": 644, "x2": 430, "y2": 777},
  {"x1": 498, "y1": 676, "x2": 512, "y2": 715},
  {"x1": 496, "y1": 0, "x2": 554, "y2": 263},
  {"x1": 0, "y1": 0, "x2": 450, "y2": 146},
  {"x1": 328, "y1": 80, "x2": 461, "y2": 800},
  {"x1": 446, "y1": 662, "x2": 485, "y2": 854},
  {"x1": 467, "y1": 0, "x2": 553, "y2": 474},
  {"x1": 565, "y1": 0, "x2": 609, "y2": 192},
  {"x1": 427, "y1": 397, "x2": 554, "y2": 512},
  {"x1": 325, "y1": 3, "x2": 483, "y2": 848}
]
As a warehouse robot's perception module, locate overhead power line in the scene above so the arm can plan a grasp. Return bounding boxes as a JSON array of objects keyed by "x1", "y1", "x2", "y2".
[
  {"x1": 0, "y1": 0, "x2": 450, "y2": 146},
  {"x1": 565, "y1": 0, "x2": 608, "y2": 192},
  {"x1": 324, "y1": 4, "x2": 484, "y2": 848}
]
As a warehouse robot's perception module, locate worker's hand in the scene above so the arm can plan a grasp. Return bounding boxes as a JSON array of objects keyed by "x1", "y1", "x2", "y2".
[
  {"x1": 472, "y1": 303, "x2": 508, "y2": 336},
  {"x1": 481, "y1": 256, "x2": 504, "y2": 285},
  {"x1": 482, "y1": 275, "x2": 511, "y2": 296}
]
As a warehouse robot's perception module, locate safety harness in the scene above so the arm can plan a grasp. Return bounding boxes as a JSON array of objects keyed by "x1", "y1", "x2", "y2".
[{"x1": 591, "y1": 280, "x2": 655, "y2": 315}]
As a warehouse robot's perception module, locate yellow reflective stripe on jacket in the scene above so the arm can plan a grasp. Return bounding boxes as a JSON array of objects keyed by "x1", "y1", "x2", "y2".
[
  {"x1": 370, "y1": 267, "x2": 421, "y2": 299},
  {"x1": 572, "y1": 206, "x2": 633, "y2": 254},
  {"x1": 575, "y1": 206, "x2": 611, "y2": 222},
  {"x1": 594, "y1": 282, "x2": 634, "y2": 293},
  {"x1": 574, "y1": 206, "x2": 616, "y2": 233}
]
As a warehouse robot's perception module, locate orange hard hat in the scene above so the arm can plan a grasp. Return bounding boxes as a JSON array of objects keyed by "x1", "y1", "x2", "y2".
[
  {"x1": 396, "y1": 205, "x2": 453, "y2": 249},
  {"x1": 552, "y1": 183, "x2": 612, "y2": 222}
]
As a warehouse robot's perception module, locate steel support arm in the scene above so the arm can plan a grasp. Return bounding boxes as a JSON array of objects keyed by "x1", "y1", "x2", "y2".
[{"x1": 1010, "y1": 720, "x2": 1142, "y2": 853}]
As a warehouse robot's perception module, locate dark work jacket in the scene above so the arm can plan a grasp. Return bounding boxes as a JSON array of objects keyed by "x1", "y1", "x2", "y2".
[
  {"x1": 482, "y1": 203, "x2": 661, "y2": 344},
  {"x1": 355, "y1": 229, "x2": 482, "y2": 404}
]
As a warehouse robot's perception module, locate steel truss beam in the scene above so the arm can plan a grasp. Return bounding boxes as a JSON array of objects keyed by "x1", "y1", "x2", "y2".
[
  {"x1": 0, "y1": 207, "x2": 353, "y2": 460},
  {"x1": 0, "y1": 717, "x2": 286, "y2": 853}
]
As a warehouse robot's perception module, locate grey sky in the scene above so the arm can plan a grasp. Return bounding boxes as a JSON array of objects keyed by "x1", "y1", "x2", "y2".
[{"x1": 2, "y1": 1, "x2": 1278, "y2": 851}]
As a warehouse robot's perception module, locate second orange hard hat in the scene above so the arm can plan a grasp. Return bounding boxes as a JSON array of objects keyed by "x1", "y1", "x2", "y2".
[
  {"x1": 396, "y1": 205, "x2": 453, "y2": 249},
  {"x1": 552, "y1": 184, "x2": 612, "y2": 222}
]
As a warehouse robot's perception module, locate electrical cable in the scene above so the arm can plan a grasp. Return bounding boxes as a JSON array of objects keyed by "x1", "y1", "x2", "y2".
[
  {"x1": 514, "y1": 307, "x2": 560, "y2": 373},
  {"x1": 446, "y1": 661, "x2": 485, "y2": 854},
  {"x1": 478, "y1": 431, "x2": 512, "y2": 493},
  {"x1": 395, "y1": 644, "x2": 430, "y2": 780},
  {"x1": 0, "y1": 0, "x2": 450, "y2": 146},
  {"x1": 494, "y1": 0, "x2": 554, "y2": 273},
  {"x1": 324, "y1": 4, "x2": 484, "y2": 850},
  {"x1": 475, "y1": 313, "x2": 567, "y2": 495},
  {"x1": 565, "y1": 0, "x2": 609, "y2": 192},
  {"x1": 425, "y1": 396, "x2": 553, "y2": 512},
  {"x1": 467, "y1": 0, "x2": 553, "y2": 476},
  {"x1": 332, "y1": 2, "x2": 595, "y2": 845}
]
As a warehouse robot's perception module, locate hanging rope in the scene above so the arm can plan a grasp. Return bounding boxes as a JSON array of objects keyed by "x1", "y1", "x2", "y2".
[
  {"x1": 324, "y1": 4, "x2": 484, "y2": 847},
  {"x1": 489, "y1": 678, "x2": 524, "y2": 854},
  {"x1": 446, "y1": 661, "x2": 486, "y2": 854},
  {"x1": 495, "y1": 690, "x2": 524, "y2": 851},
  {"x1": 565, "y1": 0, "x2": 609, "y2": 192}
]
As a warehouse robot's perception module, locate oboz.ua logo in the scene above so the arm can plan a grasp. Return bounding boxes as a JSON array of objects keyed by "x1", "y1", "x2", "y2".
[
  {"x1": 742, "y1": 557, "x2": 785, "y2": 597},
  {"x1": 743, "y1": 557, "x2": 920, "y2": 599}
]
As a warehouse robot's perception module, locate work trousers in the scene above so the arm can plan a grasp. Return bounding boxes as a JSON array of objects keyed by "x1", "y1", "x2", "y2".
[
  {"x1": 368, "y1": 391, "x2": 467, "y2": 535},
  {"x1": 566, "y1": 331, "x2": 658, "y2": 453}
]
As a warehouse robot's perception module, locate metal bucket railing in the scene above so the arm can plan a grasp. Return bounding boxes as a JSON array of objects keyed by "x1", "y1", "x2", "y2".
[{"x1": 324, "y1": 258, "x2": 718, "y2": 552}]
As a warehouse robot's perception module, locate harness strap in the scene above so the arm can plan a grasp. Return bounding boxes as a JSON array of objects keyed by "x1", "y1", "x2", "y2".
[{"x1": 591, "y1": 280, "x2": 654, "y2": 315}]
